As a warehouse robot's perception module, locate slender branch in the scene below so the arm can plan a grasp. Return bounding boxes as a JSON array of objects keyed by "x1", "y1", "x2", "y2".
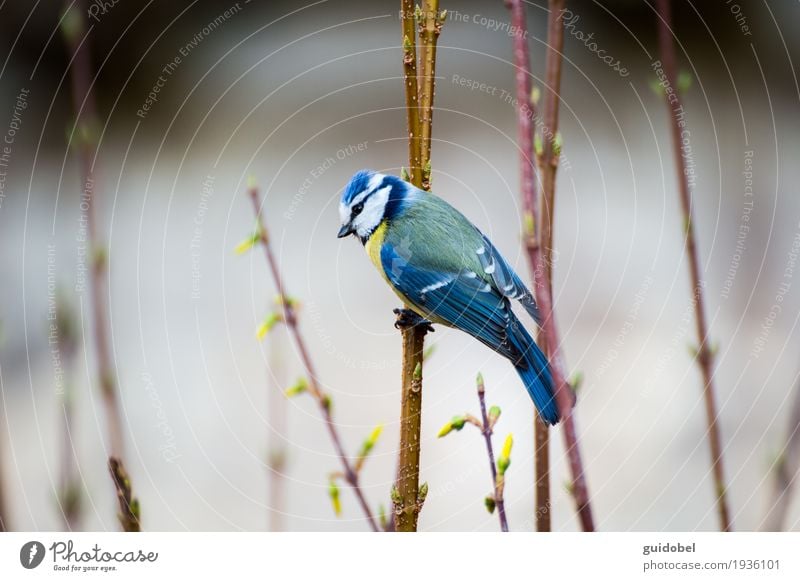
[
  {"x1": 763, "y1": 375, "x2": 800, "y2": 531},
  {"x1": 247, "y1": 187, "x2": 379, "y2": 532},
  {"x1": 417, "y1": 0, "x2": 443, "y2": 190},
  {"x1": 655, "y1": 0, "x2": 732, "y2": 532},
  {"x1": 506, "y1": 0, "x2": 595, "y2": 532},
  {"x1": 534, "y1": 418, "x2": 550, "y2": 530},
  {"x1": 108, "y1": 457, "x2": 140, "y2": 532},
  {"x1": 476, "y1": 374, "x2": 509, "y2": 532},
  {"x1": 533, "y1": 0, "x2": 566, "y2": 534},
  {"x1": 401, "y1": 0, "x2": 422, "y2": 185},
  {"x1": 393, "y1": 0, "x2": 444, "y2": 532},
  {"x1": 539, "y1": 0, "x2": 565, "y2": 284},
  {"x1": 62, "y1": 0, "x2": 124, "y2": 460},
  {"x1": 393, "y1": 315, "x2": 430, "y2": 532}
]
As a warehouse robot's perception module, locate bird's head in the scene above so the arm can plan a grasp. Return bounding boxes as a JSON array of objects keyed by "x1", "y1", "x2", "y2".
[{"x1": 337, "y1": 169, "x2": 411, "y2": 243}]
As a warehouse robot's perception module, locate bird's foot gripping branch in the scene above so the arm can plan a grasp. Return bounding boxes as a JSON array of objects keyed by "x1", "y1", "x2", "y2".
[{"x1": 393, "y1": 308, "x2": 435, "y2": 333}]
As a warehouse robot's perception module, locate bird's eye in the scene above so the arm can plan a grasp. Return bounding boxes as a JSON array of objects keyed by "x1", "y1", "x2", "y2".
[{"x1": 351, "y1": 201, "x2": 364, "y2": 217}]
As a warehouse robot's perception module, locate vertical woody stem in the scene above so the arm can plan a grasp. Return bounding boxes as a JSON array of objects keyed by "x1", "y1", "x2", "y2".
[
  {"x1": 506, "y1": 0, "x2": 595, "y2": 532},
  {"x1": 418, "y1": 0, "x2": 442, "y2": 189},
  {"x1": 540, "y1": 0, "x2": 565, "y2": 295},
  {"x1": 62, "y1": 0, "x2": 125, "y2": 460},
  {"x1": 534, "y1": 0, "x2": 566, "y2": 533},
  {"x1": 394, "y1": 0, "x2": 443, "y2": 532},
  {"x1": 655, "y1": 0, "x2": 732, "y2": 532},
  {"x1": 394, "y1": 323, "x2": 427, "y2": 531},
  {"x1": 401, "y1": 0, "x2": 422, "y2": 185}
]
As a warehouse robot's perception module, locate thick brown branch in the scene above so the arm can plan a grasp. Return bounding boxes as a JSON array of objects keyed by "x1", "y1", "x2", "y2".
[
  {"x1": 401, "y1": 0, "x2": 422, "y2": 184},
  {"x1": 506, "y1": 0, "x2": 595, "y2": 532},
  {"x1": 393, "y1": 312, "x2": 430, "y2": 532},
  {"x1": 418, "y1": 0, "x2": 443, "y2": 189},
  {"x1": 655, "y1": 0, "x2": 732, "y2": 532},
  {"x1": 393, "y1": 0, "x2": 443, "y2": 532},
  {"x1": 248, "y1": 187, "x2": 379, "y2": 532}
]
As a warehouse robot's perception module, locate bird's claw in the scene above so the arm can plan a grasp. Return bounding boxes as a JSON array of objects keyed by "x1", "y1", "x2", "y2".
[{"x1": 393, "y1": 308, "x2": 434, "y2": 333}]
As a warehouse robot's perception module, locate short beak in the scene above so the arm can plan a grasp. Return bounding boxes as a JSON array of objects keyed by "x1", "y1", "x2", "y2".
[{"x1": 337, "y1": 223, "x2": 354, "y2": 238}]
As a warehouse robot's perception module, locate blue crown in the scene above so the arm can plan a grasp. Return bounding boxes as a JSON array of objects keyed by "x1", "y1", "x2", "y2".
[{"x1": 341, "y1": 169, "x2": 375, "y2": 205}]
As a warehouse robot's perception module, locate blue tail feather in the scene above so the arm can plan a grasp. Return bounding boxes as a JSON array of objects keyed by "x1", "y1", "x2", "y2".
[{"x1": 508, "y1": 320, "x2": 560, "y2": 425}]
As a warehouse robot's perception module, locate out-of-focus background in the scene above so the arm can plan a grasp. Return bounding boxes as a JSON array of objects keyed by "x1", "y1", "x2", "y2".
[{"x1": 0, "y1": 0, "x2": 798, "y2": 532}]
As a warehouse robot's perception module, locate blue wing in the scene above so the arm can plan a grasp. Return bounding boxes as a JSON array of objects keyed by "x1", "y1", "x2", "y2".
[
  {"x1": 476, "y1": 234, "x2": 541, "y2": 325},
  {"x1": 381, "y1": 239, "x2": 558, "y2": 423},
  {"x1": 381, "y1": 242, "x2": 523, "y2": 363}
]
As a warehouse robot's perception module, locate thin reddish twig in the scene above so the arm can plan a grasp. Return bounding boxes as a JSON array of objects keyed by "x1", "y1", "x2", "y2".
[
  {"x1": 476, "y1": 376, "x2": 509, "y2": 532},
  {"x1": 506, "y1": 0, "x2": 595, "y2": 532},
  {"x1": 534, "y1": 0, "x2": 567, "y2": 534},
  {"x1": 62, "y1": 0, "x2": 125, "y2": 460},
  {"x1": 655, "y1": 0, "x2": 732, "y2": 532},
  {"x1": 248, "y1": 187, "x2": 379, "y2": 532}
]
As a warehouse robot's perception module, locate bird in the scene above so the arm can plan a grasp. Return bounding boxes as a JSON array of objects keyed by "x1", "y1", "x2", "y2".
[{"x1": 336, "y1": 169, "x2": 562, "y2": 425}]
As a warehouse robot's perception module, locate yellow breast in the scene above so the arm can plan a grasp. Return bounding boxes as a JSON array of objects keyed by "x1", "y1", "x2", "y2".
[
  {"x1": 365, "y1": 220, "x2": 389, "y2": 278},
  {"x1": 363, "y1": 220, "x2": 444, "y2": 324}
]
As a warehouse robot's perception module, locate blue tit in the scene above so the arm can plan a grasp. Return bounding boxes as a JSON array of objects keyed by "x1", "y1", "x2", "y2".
[{"x1": 337, "y1": 169, "x2": 560, "y2": 425}]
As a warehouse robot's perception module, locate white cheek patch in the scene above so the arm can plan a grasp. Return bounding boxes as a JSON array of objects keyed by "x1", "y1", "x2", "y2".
[
  {"x1": 355, "y1": 185, "x2": 391, "y2": 237},
  {"x1": 339, "y1": 202, "x2": 350, "y2": 226}
]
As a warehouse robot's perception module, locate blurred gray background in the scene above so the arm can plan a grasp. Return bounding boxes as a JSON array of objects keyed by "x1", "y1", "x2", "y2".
[{"x1": 1, "y1": 0, "x2": 799, "y2": 531}]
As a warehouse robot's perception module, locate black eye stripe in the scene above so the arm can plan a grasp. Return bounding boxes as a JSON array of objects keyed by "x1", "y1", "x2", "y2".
[{"x1": 351, "y1": 201, "x2": 364, "y2": 216}]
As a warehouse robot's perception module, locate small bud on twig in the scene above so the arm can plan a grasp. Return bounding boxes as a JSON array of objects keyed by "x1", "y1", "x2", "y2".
[
  {"x1": 534, "y1": 134, "x2": 544, "y2": 157},
  {"x1": 523, "y1": 212, "x2": 536, "y2": 238},
  {"x1": 437, "y1": 414, "x2": 467, "y2": 437},
  {"x1": 235, "y1": 231, "x2": 262, "y2": 255},
  {"x1": 417, "y1": 481, "x2": 429, "y2": 504},
  {"x1": 284, "y1": 377, "x2": 308, "y2": 398},
  {"x1": 355, "y1": 424, "x2": 384, "y2": 472},
  {"x1": 328, "y1": 477, "x2": 342, "y2": 516},
  {"x1": 256, "y1": 312, "x2": 282, "y2": 341},
  {"x1": 497, "y1": 434, "x2": 513, "y2": 476},
  {"x1": 390, "y1": 484, "x2": 402, "y2": 507},
  {"x1": 530, "y1": 85, "x2": 541, "y2": 106},
  {"x1": 488, "y1": 405, "x2": 502, "y2": 430},
  {"x1": 569, "y1": 370, "x2": 584, "y2": 394}
]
